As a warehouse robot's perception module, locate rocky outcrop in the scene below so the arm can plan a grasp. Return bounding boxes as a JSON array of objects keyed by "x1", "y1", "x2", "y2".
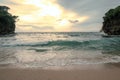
[
  {"x1": 0, "y1": 6, "x2": 18, "y2": 35},
  {"x1": 101, "y1": 6, "x2": 120, "y2": 35}
]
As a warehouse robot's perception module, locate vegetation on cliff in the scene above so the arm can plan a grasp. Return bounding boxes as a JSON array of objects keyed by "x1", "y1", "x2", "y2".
[
  {"x1": 0, "y1": 6, "x2": 18, "y2": 35},
  {"x1": 101, "y1": 6, "x2": 120, "y2": 35}
]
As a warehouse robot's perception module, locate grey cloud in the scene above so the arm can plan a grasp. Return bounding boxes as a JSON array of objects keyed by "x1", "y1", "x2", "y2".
[
  {"x1": 18, "y1": 25, "x2": 32, "y2": 27},
  {"x1": 58, "y1": 0, "x2": 120, "y2": 14},
  {"x1": 69, "y1": 20, "x2": 79, "y2": 23},
  {"x1": 56, "y1": 19, "x2": 62, "y2": 21},
  {"x1": 0, "y1": 0, "x2": 18, "y2": 5},
  {"x1": 71, "y1": 23, "x2": 101, "y2": 32},
  {"x1": 56, "y1": 19, "x2": 79, "y2": 24},
  {"x1": 58, "y1": 0, "x2": 120, "y2": 31},
  {"x1": 58, "y1": 0, "x2": 120, "y2": 18}
]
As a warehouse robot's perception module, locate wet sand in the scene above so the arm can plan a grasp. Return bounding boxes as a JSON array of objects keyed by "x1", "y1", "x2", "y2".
[{"x1": 0, "y1": 64, "x2": 120, "y2": 80}]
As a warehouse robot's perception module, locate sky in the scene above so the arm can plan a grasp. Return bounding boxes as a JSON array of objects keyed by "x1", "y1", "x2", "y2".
[{"x1": 0, "y1": 0, "x2": 120, "y2": 32}]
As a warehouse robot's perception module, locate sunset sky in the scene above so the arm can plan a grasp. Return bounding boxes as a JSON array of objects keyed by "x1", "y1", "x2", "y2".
[{"x1": 0, "y1": 0, "x2": 120, "y2": 32}]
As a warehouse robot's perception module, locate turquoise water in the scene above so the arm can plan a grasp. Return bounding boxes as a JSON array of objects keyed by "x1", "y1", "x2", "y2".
[{"x1": 0, "y1": 32, "x2": 120, "y2": 68}]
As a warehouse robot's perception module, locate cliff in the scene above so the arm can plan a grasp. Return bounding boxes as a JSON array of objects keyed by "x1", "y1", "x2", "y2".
[
  {"x1": 0, "y1": 6, "x2": 18, "y2": 35},
  {"x1": 101, "y1": 6, "x2": 120, "y2": 35}
]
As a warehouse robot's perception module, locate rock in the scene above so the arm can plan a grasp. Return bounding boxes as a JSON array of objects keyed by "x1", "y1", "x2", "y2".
[
  {"x1": 101, "y1": 6, "x2": 120, "y2": 35},
  {"x1": 0, "y1": 6, "x2": 18, "y2": 35}
]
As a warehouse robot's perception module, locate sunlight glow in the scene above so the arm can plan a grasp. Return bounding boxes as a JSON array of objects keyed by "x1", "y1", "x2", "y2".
[
  {"x1": 24, "y1": 0, "x2": 62, "y2": 17},
  {"x1": 58, "y1": 19, "x2": 69, "y2": 26},
  {"x1": 20, "y1": 15, "x2": 35, "y2": 22},
  {"x1": 8, "y1": 0, "x2": 89, "y2": 32}
]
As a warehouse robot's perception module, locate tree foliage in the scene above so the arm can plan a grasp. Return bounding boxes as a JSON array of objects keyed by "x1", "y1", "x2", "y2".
[
  {"x1": 101, "y1": 6, "x2": 120, "y2": 35},
  {"x1": 0, "y1": 6, "x2": 18, "y2": 35},
  {"x1": 104, "y1": 6, "x2": 120, "y2": 22}
]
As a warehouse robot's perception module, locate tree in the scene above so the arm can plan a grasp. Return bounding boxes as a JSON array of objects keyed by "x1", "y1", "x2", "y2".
[
  {"x1": 0, "y1": 6, "x2": 18, "y2": 35},
  {"x1": 101, "y1": 6, "x2": 120, "y2": 35}
]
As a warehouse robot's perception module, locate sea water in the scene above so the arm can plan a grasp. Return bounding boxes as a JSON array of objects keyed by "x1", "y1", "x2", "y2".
[{"x1": 0, "y1": 32, "x2": 120, "y2": 68}]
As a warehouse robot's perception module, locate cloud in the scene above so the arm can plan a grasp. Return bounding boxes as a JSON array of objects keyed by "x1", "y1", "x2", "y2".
[
  {"x1": 71, "y1": 22, "x2": 102, "y2": 32},
  {"x1": 57, "y1": 19, "x2": 79, "y2": 24},
  {"x1": 16, "y1": 25, "x2": 54, "y2": 32},
  {"x1": 1, "y1": 0, "x2": 120, "y2": 32},
  {"x1": 58, "y1": 0, "x2": 120, "y2": 31},
  {"x1": 5, "y1": 0, "x2": 88, "y2": 32},
  {"x1": 68, "y1": 20, "x2": 79, "y2": 23},
  {"x1": 0, "y1": 0, "x2": 17, "y2": 5}
]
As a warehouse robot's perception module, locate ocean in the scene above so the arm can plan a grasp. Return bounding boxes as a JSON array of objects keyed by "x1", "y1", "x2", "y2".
[{"x1": 0, "y1": 32, "x2": 120, "y2": 68}]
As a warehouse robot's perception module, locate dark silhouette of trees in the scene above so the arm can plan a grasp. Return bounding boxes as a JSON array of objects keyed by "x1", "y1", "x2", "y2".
[
  {"x1": 101, "y1": 6, "x2": 120, "y2": 35},
  {"x1": 0, "y1": 6, "x2": 18, "y2": 35}
]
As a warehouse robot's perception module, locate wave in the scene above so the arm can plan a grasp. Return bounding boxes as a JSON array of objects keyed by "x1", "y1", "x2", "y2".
[
  {"x1": 1, "y1": 37, "x2": 120, "y2": 51},
  {"x1": 0, "y1": 40, "x2": 97, "y2": 47}
]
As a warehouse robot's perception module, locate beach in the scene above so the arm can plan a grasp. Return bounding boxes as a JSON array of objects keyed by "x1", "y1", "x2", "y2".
[
  {"x1": 0, "y1": 0, "x2": 120, "y2": 79},
  {"x1": 0, "y1": 63, "x2": 120, "y2": 80},
  {"x1": 0, "y1": 32, "x2": 120, "y2": 80}
]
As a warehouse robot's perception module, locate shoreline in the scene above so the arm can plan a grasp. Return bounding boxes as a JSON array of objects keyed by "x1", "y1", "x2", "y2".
[{"x1": 0, "y1": 63, "x2": 120, "y2": 80}]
